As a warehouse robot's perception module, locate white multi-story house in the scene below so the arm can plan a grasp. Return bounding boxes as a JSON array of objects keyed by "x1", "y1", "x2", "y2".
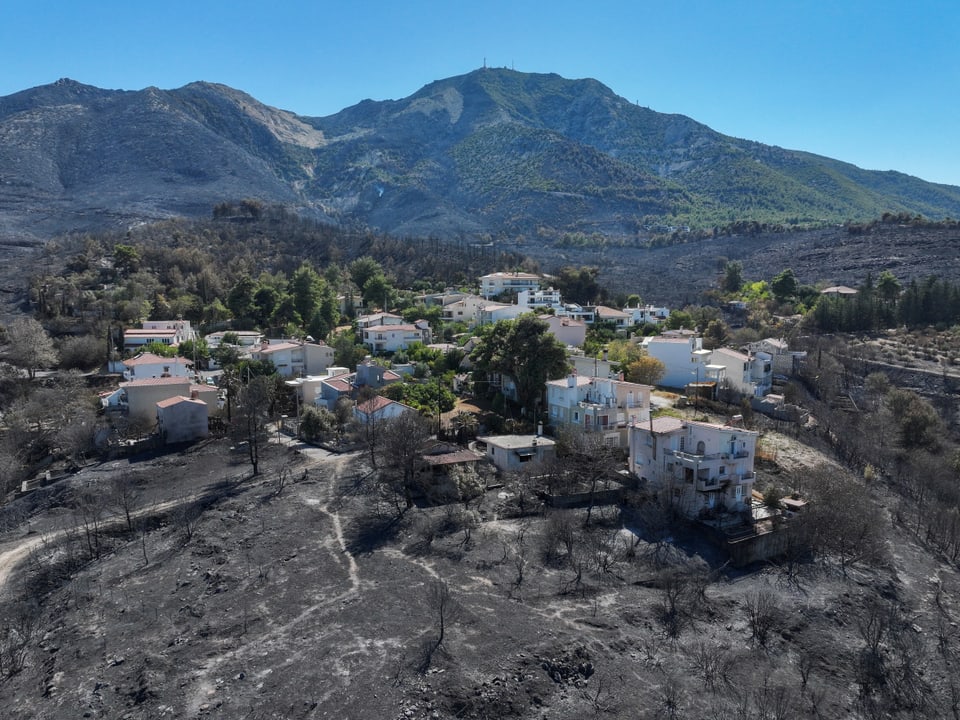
[
  {"x1": 361, "y1": 324, "x2": 428, "y2": 354},
  {"x1": 123, "y1": 320, "x2": 195, "y2": 352},
  {"x1": 480, "y1": 272, "x2": 540, "y2": 299},
  {"x1": 250, "y1": 339, "x2": 335, "y2": 377},
  {"x1": 441, "y1": 294, "x2": 488, "y2": 328},
  {"x1": 644, "y1": 336, "x2": 711, "y2": 389},
  {"x1": 517, "y1": 288, "x2": 563, "y2": 312},
  {"x1": 625, "y1": 305, "x2": 670, "y2": 326},
  {"x1": 546, "y1": 374, "x2": 651, "y2": 447},
  {"x1": 628, "y1": 417, "x2": 758, "y2": 517},
  {"x1": 709, "y1": 347, "x2": 773, "y2": 397}
]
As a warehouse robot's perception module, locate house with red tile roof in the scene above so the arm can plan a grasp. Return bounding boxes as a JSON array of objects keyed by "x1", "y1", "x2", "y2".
[
  {"x1": 249, "y1": 339, "x2": 335, "y2": 377},
  {"x1": 122, "y1": 352, "x2": 192, "y2": 381},
  {"x1": 353, "y1": 395, "x2": 416, "y2": 424}
]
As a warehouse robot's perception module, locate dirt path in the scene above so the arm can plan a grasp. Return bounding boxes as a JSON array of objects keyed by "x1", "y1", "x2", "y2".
[{"x1": 0, "y1": 492, "x2": 219, "y2": 599}]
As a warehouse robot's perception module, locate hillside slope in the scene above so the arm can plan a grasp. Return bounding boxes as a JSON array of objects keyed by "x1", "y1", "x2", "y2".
[{"x1": 2, "y1": 70, "x2": 960, "y2": 242}]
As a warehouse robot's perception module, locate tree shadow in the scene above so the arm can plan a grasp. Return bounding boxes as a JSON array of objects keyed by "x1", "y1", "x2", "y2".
[{"x1": 345, "y1": 509, "x2": 407, "y2": 555}]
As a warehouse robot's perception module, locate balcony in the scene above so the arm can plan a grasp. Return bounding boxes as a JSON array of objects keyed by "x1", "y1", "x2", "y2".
[{"x1": 698, "y1": 477, "x2": 728, "y2": 492}]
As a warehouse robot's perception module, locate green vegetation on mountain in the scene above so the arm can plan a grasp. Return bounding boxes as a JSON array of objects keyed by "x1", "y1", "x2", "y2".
[{"x1": 4, "y1": 69, "x2": 960, "y2": 244}]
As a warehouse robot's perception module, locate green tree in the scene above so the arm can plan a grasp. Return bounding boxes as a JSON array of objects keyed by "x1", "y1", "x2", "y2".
[
  {"x1": 289, "y1": 263, "x2": 324, "y2": 329},
  {"x1": 141, "y1": 341, "x2": 178, "y2": 358},
  {"x1": 177, "y1": 338, "x2": 210, "y2": 367},
  {"x1": 552, "y1": 266, "x2": 600, "y2": 304},
  {"x1": 877, "y1": 270, "x2": 902, "y2": 304},
  {"x1": 227, "y1": 275, "x2": 258, "y2": 323},
  {"x1": 307, "y1": 285, "x2": 340, "y2": 340},
  {"x1": 349, "y1": 256, "x2": 384, "y2": 294},
  {"x1": 665, "y1": 309, "x2": 694, "y2": 331},
  {"x1": 330, "y1": 329, "x2": 367, "y2": 369},
  {"x1": 770, "y1": 268, "x2": 799, "y2": 302},
  {"x1": 361, "y1": 273, "x2": 393, "y2": 310},
  {"x1": 113, "y1": 244, "x2": 141, "y2": 277},
  {"x1": 470, "y1": 315, "x2": 569, "y2": 418},
  {"x1": 722, "y1": 261, "x2": 743, "y2": 293},
  {"x1": 252, "y1": 285, "x2": 281, "y2": 328}
]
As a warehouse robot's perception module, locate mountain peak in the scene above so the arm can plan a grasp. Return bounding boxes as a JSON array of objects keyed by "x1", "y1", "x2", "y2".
[{"x1": 1, "y1": 70, "x2": 959, "y2": 244}]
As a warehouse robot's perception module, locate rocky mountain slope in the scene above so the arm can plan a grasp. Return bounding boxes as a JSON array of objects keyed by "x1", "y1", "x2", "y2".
[{"x1": 2, "y1": 70, "x2": 960, "y2": 243}]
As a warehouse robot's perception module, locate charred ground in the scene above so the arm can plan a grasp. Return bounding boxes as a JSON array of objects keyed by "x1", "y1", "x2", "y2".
[{"x1": 0, "y1": 423, "x2": 958, "y2": 719}]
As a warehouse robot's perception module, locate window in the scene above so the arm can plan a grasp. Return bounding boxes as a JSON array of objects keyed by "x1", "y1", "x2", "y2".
[
  {"x1": 679, "y1": 436, "x2": 685, "y2": 452},
  {"x1": 719, "y1": 466, "x2": 726, "y2": 475}
]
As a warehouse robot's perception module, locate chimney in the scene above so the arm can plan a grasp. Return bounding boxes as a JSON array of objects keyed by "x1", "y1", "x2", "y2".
[
  {"x1": 567, "y1": 374, "x2": 576, "y2": 388},
  {"x1": 537, "y1": 421, "x2": 543, "y2": 437},
  {"x1": 190, "y1": 389, "x2": 199, "y2": 400}
]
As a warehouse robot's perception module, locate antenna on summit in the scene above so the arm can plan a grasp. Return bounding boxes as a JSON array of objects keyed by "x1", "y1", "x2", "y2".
[{"x1": 483, "y1": 57, "x2": 486, "y2": 69}]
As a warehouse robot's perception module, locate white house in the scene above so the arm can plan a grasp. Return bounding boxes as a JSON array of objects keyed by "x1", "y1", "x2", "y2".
[
  {"x1": 480, "y1": 272, "x2": 540, "y2": 299},
  {"x1": 353, "y1": 395, "x2": 415, "y2": 424},
  {"x1": 121, "y1": 376, "x2": 191, "y2": 422},
  {"x1": 441, "y1": 294, "x2": 488, "y2": 328},
  {"x1": 357, "y1": 312, "x2": 406, "y2": 329},
  {"x1": 569, "y1": 353, "x2": 619, "y2": 379},
  {"x1": 747, "y1": 338, "x2": 807, "y2": 376},
  {"x1": 123, "y1": 320, "x2": 195, "y2": 352},
  {"x1": 157, "y1": 394, "x2": 208, "y2": 444},
  {"x1": 546, "y1": 374, "x2": 650, "y2": 447},
  {"x1": 478, "y1": 434, "x2": 557, "y2": 472},
  {"x1": 361, "y1": 324, "x2": 428, "y2": 354},
  {"x1": 590, "y1": 306, "x2": 632, "y2": 331},
  {"x1": 628, "y1": 417, "x2": 758, "y2": 518},
  {"x1": 625, "y1": 305, "x2": 670, "y2": 326},
  {"x1": 517, "y1": 288, "x2": 564, "y2": 312},
  {"x1": 543, "y1": 315, "x2": 587, "y2": 348},
  {"x1": 285, "y1": 367, "x2": 351, "y2": 407},
  {"x1": 708, "y1": 347, "x2": 773, "y2": 397},
  {"x1": 122, "y1": 352, "x2": 193, "y2": 381},
  {"x1": 479, "y1": 303, "x2": 530, "y2": 325},
  {"x1": 250, "y1": 339, "x2": 335, "y2": 377},
  {"x1": 205, "y1": 330, "x2": 262, "y2": 348},
  {"x1": 644, "y1": 336, "x2": 707, "y2": 389}
]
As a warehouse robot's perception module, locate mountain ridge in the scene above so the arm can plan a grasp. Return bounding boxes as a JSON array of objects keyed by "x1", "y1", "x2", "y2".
[{"x1": 1, "y1": 68, "x2": 958, "y2": 243}]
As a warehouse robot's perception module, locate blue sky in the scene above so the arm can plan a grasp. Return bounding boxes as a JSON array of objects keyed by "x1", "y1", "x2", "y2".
[{"x1": 4, "y1": 1, "x2": 958, "y2": 185}]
